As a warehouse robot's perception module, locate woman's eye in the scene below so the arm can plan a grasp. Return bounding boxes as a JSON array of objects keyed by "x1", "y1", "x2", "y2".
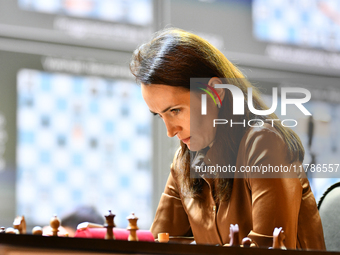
[
  {"x1": 153, "y1": 109, "x2": 180, "y2": 118},
  {"x1": 171, "y1": 109, "x2": 180, "y2": 115}
]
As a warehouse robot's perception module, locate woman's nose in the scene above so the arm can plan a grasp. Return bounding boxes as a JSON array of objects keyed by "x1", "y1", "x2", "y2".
[{"x1": 164, "y1": 119, "x2": 180, "y2": 138}]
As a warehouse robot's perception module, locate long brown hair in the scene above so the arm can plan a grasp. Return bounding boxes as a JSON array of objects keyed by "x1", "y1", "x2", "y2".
[{"x1": 130, "y1": 28, "x2": 304, "y2": 202}]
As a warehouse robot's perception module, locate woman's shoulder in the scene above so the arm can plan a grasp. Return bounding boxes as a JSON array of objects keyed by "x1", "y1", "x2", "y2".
[
  {"x1": 240, "y1": 123, "x2": 285, "y2": 150},
  {"x1": 237, "y1": 123, "x2": 293, "y2": 168},
  {"x1": 236, "y1": 123, "x2": 301, "y2": 179}
]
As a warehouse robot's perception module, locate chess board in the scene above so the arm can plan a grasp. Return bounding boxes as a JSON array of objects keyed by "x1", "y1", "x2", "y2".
[
  {"x1": 16, "y1": 69, "x2": 153, "y2": 229},
  {"x1": 17, "y1": 0, "x2": 153, "y2": 26},
  {"x1": 253, "y1": 0, "x2": 340, "y2": 51}
]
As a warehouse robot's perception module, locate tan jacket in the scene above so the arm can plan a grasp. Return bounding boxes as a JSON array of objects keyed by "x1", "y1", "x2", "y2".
[{"x1": 150, "y1": 125, "x2": 326, "y2": 250}]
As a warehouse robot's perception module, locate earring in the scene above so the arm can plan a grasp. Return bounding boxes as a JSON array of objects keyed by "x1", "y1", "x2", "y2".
[{"x1": 217, "y1": 102, "x2": 221, "y2": 108}]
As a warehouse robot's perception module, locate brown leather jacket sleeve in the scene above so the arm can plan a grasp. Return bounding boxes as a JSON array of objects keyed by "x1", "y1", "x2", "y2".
[
  {"x1": 247, "y1": 176, "x2": 302, "y2": 248},
  {"x1": 150, "y1": 171, "x2": 191, "y2": 239}
]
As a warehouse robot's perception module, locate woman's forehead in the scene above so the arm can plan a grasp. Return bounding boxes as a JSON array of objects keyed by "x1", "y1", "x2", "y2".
[{"x1": 141, "y1": 84, "x2": 190, "y2": 109}]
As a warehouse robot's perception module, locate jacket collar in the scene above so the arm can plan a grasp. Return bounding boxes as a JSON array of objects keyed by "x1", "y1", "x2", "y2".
[{"x1": 203, "y1": 140, "x2": 225, "y2": 167}]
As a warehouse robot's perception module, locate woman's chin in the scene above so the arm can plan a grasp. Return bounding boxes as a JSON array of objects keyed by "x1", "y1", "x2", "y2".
[
  {"x1": 182, "y1": 139, "x2": 205, "y2": 151},
  {"x1": 187, "y1": 142, "x2": 202, "y2": 152}
]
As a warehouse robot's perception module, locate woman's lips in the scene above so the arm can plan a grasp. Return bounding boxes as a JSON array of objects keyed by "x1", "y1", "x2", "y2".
[{"x1": 181, "y1": 137, "x2": 190, "y2": 143}]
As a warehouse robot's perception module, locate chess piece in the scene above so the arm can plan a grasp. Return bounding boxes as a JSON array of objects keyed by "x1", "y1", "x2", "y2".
[
  {"x1": 158, "y1": 233, "x2": 169, "y2": 243},
  {"x1": 127, "y1": 212, "x2": 139, "y2": 241},
  {"x1": 5, "y1": 227, "x2": 19, "y2": 234},
  {"x1": 241, "y1": 237, "x2": 258, "y2": 247},
  {"x1": 272, "y1": 227, "x2": 287, "y2": 250},
  {"x1": 104, "y1": 210, "x2": 116, "y2": 240},
  {"x1": 0, "y1": 227, "x2": 5, "y2": 233},
  {"x1": 50, "y1": 215, "x2": 61, "y2": 237},
  {"x1": 13, "y1": 215, "x2": 27, "y2": 234},
  {"x1": 32, "y1": 226, "x2": 43, "y2": 235},
  {"x1": 229, "y1": 224, "x2": 240, "y2": 246},
  {"x1": 241, "y1": 237, "x2": 252, "y2": 247}
]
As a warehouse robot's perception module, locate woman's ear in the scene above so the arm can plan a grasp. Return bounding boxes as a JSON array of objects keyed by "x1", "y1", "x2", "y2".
[{"x1": 208, "y1": 77, "x2": 225, "y2": 105}]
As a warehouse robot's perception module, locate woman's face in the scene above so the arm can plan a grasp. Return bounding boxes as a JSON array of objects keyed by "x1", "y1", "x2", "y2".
[{"x1": 141, "y1": 83, "x2": 221, "y2": 151}]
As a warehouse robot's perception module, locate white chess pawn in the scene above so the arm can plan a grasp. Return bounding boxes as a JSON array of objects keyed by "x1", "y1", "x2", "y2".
[
  {"x1": 127, "y1": 213, "x2": 139, "y2": 241},
  {"x1": 50, "y1": 215, "x2": 61, "y2": 237},
  {"x1": 32, "y1": 226, "x2": 43, "y2": 235}
]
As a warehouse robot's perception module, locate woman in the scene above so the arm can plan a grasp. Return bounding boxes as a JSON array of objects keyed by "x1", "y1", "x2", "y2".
[{"x1": 130, "y1": 28, "x2": 325, "y2": 250}]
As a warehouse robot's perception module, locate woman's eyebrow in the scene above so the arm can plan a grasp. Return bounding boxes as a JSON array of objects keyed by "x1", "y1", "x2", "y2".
[{"x1": 149, "y1": 105, "x2": 175, "y2": 115}]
